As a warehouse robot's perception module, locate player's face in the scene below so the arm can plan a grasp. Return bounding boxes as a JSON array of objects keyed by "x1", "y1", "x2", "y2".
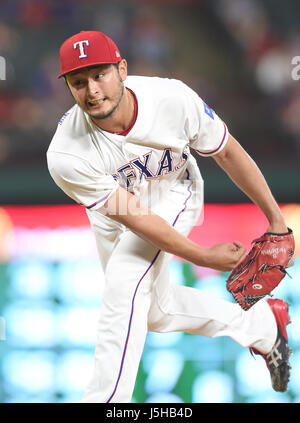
[{"x1": 65, "y1": 61, "x2": 127, "y2": 121}]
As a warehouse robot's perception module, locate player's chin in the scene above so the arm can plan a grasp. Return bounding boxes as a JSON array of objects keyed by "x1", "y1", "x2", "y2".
[
  {"x1": 89, "y1": 104, "x2": 118, "y2": 121},
  {"x1": 86, "y1": 106, "x2": 111, "y2": 120},
  {"x1": 86, "y1": 101, "x2": 105, "y2": 113},
  {"x1": 88, "y1": 110, "x2": 107, "y2": 120}
]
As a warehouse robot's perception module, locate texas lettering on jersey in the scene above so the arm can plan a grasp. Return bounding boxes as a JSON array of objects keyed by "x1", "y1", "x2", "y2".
[{"x1": 112, "y1": 148, "x2": 189, "y2": 188}]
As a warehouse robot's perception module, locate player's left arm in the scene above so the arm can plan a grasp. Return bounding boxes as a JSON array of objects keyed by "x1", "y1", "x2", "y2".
[{"x1": 213, "y1": 133, "x2": 288, "y2": 233}]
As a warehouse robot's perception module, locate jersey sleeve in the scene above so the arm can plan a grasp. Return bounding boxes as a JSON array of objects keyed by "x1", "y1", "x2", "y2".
[
  {"x1": 182, "y1": 82, "x2": 229, "y2": 157},
  {"x1": 47, "y1": 151, "x2": 119, "y2": 211}
]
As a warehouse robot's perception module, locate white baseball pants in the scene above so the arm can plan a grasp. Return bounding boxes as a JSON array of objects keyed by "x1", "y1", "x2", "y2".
[{"x1": 81, "y1": 180, "x2": 277, "y2": 403}]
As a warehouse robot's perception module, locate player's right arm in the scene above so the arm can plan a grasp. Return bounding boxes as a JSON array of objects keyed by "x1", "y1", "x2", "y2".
[{"x1": 99, "y1": 186, "x2": 246, "y2": 272}]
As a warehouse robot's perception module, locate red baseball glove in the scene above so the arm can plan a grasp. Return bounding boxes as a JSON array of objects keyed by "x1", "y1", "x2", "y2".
[{"x1": 226, "y1": 228, "x2": 295, "y2": 310}]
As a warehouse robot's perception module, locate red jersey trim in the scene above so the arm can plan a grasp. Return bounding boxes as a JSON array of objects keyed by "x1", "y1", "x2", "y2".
[
  {"x1": 196, "y1": 123, "x2": 228, "y2": 156},
  {"x1": 86, "y1": 192, "x2": 111, "y2": 209}
]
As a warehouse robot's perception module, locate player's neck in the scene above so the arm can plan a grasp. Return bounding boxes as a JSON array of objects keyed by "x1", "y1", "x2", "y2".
[{"x1": 91, "y1": 88, "x2": 135, "y2": 134}]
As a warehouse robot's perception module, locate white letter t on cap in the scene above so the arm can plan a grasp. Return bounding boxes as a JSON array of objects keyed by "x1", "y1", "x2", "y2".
[{"x1": 74, "y1": 40, "x2": 90, "y2": 58}]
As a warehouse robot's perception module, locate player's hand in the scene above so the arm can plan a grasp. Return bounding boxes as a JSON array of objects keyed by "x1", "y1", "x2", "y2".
[{"x1": 203, "y1": 241, "x2": 247, "y2": 272}]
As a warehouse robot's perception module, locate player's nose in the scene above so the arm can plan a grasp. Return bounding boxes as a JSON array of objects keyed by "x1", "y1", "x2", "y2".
[{"x1": 87, "y1": 78, "x2": 100, "y2": 97}]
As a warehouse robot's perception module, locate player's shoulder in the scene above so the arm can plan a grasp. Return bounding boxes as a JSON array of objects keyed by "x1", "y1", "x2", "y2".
[
  {"x1": 53, "y1": 103, "x2": 88, "y2": 135},
  {"x1": 126, "y1": 75, "x2": 191, "y2": 96},
  {"x1": 126, "y1": 74, "x2": 184, "y2": 86},
  {"x1": 125, "y1": 75, "x2": 196, "y2": 118},
  {"x1": 48, "y1": 104, "x2": 90, "y2": 153}
]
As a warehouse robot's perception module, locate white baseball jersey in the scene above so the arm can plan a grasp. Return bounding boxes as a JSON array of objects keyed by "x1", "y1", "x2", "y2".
[
  {"x1": 47, "y1": 76, "x2": 277, "y2": 403},
  {"x1": 47, "y1": 75, "x2": 228, "y2": 216}
]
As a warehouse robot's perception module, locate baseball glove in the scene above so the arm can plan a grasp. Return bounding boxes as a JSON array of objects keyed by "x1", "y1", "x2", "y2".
[{"x1": 226, "y1": 228, "x2": 295, "y2": 310}]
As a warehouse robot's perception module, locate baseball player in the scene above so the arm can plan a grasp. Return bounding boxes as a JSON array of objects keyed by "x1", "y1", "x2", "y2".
[{"x1": 47, "y1": 31, "x2": 292, "y2": 402}]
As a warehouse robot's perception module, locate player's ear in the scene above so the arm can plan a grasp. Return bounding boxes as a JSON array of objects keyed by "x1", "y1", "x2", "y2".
[{"x1": 118, "y1": 59, "x2": 128, "y2": 82}]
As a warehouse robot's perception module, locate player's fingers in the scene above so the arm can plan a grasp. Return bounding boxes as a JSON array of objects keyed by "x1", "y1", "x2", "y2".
[
  {"x1": 234, "y1": 252, "x2": 246, "y2": 268},
  {"x1": 233, "y1": 241, "x2": 245, "y2": 251},
  {"x1": 230, "y1": 242, "x2": 246, "y2": 267},
  {"x1": 232, "y1": 242, "x2": 246, "y2": 256}
]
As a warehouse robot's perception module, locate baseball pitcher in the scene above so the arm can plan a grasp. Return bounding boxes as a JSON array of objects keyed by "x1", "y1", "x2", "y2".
[{"x1": 47, "y1": 31, "x2": 294, "y2": 402}]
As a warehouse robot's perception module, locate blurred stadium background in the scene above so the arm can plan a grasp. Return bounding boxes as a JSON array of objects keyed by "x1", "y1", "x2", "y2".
[{"x1": 0, "y1": 0, "x2": 299, "y2": 404}]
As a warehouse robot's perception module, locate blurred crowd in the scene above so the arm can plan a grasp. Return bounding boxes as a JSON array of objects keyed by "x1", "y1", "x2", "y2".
[
  {"x1": 0, "y1": 0, "x2": 299, "y2": 169},
  {"x1": 214, "y1": 0, "x2": 300, "y2": 156},
  {"x1": 0, "y1": 0, "x2": 177, "y2": 167}
]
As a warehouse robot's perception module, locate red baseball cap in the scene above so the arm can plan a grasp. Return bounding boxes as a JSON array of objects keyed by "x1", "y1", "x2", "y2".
[{"x1": 58, "y1": 30, "x2": 122, "y2": 78}]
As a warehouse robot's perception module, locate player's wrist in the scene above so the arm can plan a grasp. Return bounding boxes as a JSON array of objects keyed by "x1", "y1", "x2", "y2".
[
  {"x1": 266, "y1": 221, "x2": 288, "y2": 234},
  {"x1": 266, "y1": 209, "x2": 288, "y2": 232}
]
